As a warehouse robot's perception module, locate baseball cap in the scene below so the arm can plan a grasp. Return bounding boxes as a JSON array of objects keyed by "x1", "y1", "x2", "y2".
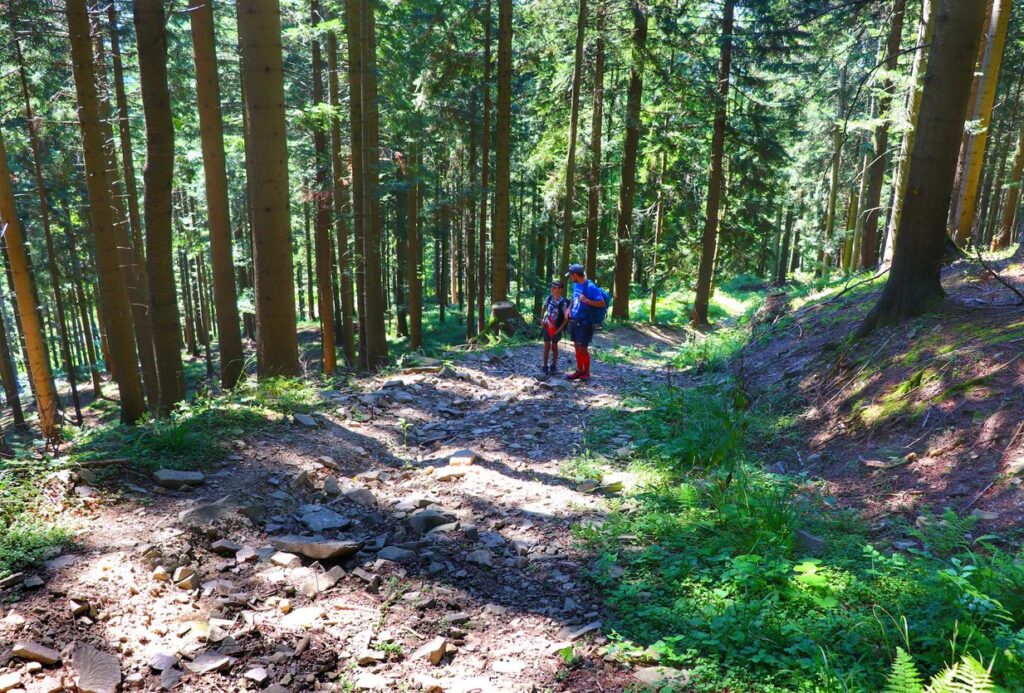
[
  {"x1": 565, "y1": 263, "x2": 585, "y2": 276},
  {"x1": 549, "y1": 280, "x2": 564, "y2": 289}
]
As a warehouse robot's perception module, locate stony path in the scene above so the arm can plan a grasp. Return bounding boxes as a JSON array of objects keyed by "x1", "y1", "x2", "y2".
[{"x1": 0, "y1": 337, "x2": 670, "y2": 693}]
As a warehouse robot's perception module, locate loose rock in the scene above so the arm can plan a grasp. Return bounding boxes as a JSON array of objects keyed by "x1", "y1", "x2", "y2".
[
  {"x1": 12, "y1": 640, "x2": 61, "y2": 666},
  {"x1": 72, "y1": 642, "x2": 121, "y2": 693},
  {"x1": 154, "y1": 469, "x2": 205, "y2": 490},
  {"x1": 412, "y1": 636, "x2": 449, "y2": 666},
  {"x1": 273, "y1": 536, "x2": 363, "y2": 561}
]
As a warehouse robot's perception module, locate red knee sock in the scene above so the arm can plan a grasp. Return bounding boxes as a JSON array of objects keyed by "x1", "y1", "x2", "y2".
[
  {"x1": 581, "y1": 348, "x2": 591, "y2": 376},
  {"x1": 574, "y1": 345, "x2": 584, "y2": 373}
]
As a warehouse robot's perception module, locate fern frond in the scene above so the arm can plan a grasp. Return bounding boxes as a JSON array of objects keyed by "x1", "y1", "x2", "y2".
[
  {"x1": 924, "y1": 655, "x2": 995, "y2": 693},
  {"x1": 883, "y1": 647, "x2": 924, "y2": 693}
]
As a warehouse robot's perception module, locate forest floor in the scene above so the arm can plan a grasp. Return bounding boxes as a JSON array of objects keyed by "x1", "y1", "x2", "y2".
[
  {"x1": 0, "y1": 327, "x2": 680, "y2": 693},
  {"x1": 2, "y1": 253, "x2": 1024, "y2": 692}
]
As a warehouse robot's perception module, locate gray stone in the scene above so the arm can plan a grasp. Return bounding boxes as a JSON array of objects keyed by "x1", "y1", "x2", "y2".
[
  {"x1": 148, "y1": 652, "x2": 178, "y2": 672},
  {"x1": 12, "y1": 640, "x2": 61, "y2": 665},
  {"x1": 72, "y1": 642, "x2": 121, "y2": 693},
  {"x1": 183, "y1": 651, "x2": 234, "y2": 674},
  {"x1": 634, "y1": 666, "x2": 691, "y2": 691},
  {"x1": 295, "y1": 565, "x2": 345, "y2": 597},
  {"x1": 796, "y1": 529, "x2": 827, "y2": 556},
  {"x1": 273, "y1": 536, "x2": 363, "y2": 561},
  {"x1": 344, "y1": 487, "x2": 377, "y2": 507},
  {"x1": 466, "y1": 549, "x2": 493, "y2": 568},
  {"x1": 393, "y1": 496, "x2": 434, "y2": 512},
  {"x1": 210, "y1": 539, "x2": 242, "y2": 557},
  {"x1": 23, "y1": 575, "x2": 44, "y2": 589},
  {"x1": 409, "y1": 508, "x2": 458, "y2": 534},
  {"x1": 449, "y1": 449, "x2": 477, "y2": 466},
  {"x1": 0, "y1": 572, "x2": 24, "y2": 590},
  {"x1": 0, "y1": 673, "x2": 21, "y2": 693},
  {"x1": 177, "y1": 496, "x2": 236, "y2": 527},
  {"x1": 354, "y1": 673, "x2": 389, "y2": 690},
  {"x1": 412, "y1": 636, "x2": 448, "y2": 666},
  {"x1": 324, "y1": 477, "x2": 342, "y2": 496},
  {"x1": 293, "y1": 413, "x2": 319, "y2": 428},
  {"x1": 159, "y1": 667, "x2": 182, "y2": 690},
  {"x1": 271, "y1": 551, "x2": 303, "y2": 568},
  {"x1": 377, "y1": 546, "x2": 417, "y2": 563},
  {"x1": 575, "y1": 479, "x2": 600, "y2": 493},
  {"x1": 299, "y1": 505, "x2": 350, "y2": 532},
  {"x1": 154, "y1": 469, "x2": 205, "y2": 490},
  {"x1": 244, "y1": 666, "x2": 269, "y2": 685},
  {"x1": 172, "y1": 566, "x2": 199, "y2": 590}
]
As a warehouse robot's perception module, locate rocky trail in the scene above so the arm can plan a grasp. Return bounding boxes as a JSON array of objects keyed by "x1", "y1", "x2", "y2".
[{"x1": 0, "y1": 333, "x2": 679, "y2": 693}]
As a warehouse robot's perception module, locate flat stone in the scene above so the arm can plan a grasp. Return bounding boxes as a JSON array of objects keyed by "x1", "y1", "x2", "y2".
[
  {"x1": 357, "y1": 649, "x2": 387, "y2": 666},
  {"x1": 299, "y1": 505, "x2": 351, "y2": 532},
  {"x1": 210, "y1": 539, "x2": 242, "y2": 557},
  {"x1": 183, "y1": 651, "x2": 233, "y2": 674},
  {"x1": 0, "y1": 673, "x2": 21, "y2": 693},
  {"x1": 159, "y1": 667, "x2": 182, "y2": 690},
  {"x1": 563, "y1": 620, "x2": 602, "y2": 641},
  {"x1": 634, "y1": 666, "x2": 691, "y2": 690},
  {"x1": 412, "y1": 636, "x2": 448, "y2": 666},
  {"x1": 344, "y1": 487, "x2": 377, "y2": 507},
  {"x1": 154, "y1": 469, "x2": 205, "y2": 489},
  {"x1": 435, "y1": 467, "x2": 467, "y2": 481},
  {"x1": 173, "y1": 566, "x2": 200, "y2": 590},
  {"x1": 296, "y1": 565, "x2": 345, "y2": 597},
  {"x1": 72, "y1": 642, "x2": 121, "y2": 693},
  {"x1": 235, "y1": 546, "x2": 258, "y2": 563},
  {"x1": 279, "y1": 606, "x2": 326, "y2": 629},
  {"x1": 466, "y1": 549, "x2": 492, "y2": 568},
  {"x1": 244, "y1": 666, "x2": 269, "y2": 685},
  {"x1": 23, "y1": 575, "x2": 44, "y2": 589},
  {"x1": 271, "y1": 551, "x2": 303, "y2": 568},
  {"x1": 377, "y1": 546, "x2": 417, "y2": 563},
  {"x1": 449, "y1": 449, "x2": 477, "y2": 466},
  {"x1": 796, "y1": 529, "x2": 827, "y2": 556},
  {"x1": 177, "y1": 496, "x2": 236, "y2": 527},
  {"x1": 409, "y1": 508, "x2": 458, "y2": 534},
  {"x1": 0, "y1": 572, "x2": 24, "y2": 590},
  {"x1": 575, "y1": 480, "x2": 600, "y2": 493},
  {"x1": 293, "y1": 412, "x2": 319, "y2": 427},
  {"x1": 148, "y1": 652, "x2": 178, "y2": 671},
  {"x1": 393, "y1": 496, "x2": 435, "y2": 512},
  {"x1": 324, "y1": 477, "x2": 342, "y2": 495},
  {"x1": 273, "y1": 536, "x2": 363, "y2": 561},
  {"x1": 12, "y1": 640, "x2": 61, "y2": 665}
]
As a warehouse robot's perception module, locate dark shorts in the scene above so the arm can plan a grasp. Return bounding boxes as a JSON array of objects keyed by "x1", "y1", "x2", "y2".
[
  {"x1": 570, "y1": 319, "x2": 594, "y2": 346},
  {"x1": 543, "y1": 327, "x2": 564, "y2": 344}
]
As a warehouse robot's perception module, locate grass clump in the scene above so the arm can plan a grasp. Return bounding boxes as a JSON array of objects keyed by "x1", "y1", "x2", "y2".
[{"x1": 1, "y1": 454, "x2": 74, "y2": 580}]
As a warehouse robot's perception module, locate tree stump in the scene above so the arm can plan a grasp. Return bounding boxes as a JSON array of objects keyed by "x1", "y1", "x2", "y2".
[
  {"x1": 488, "y1": 301, "x2": 528, "y2": 337},
  {"x1": 753, "y1": 291, "x2": 788, "y2": 326}
]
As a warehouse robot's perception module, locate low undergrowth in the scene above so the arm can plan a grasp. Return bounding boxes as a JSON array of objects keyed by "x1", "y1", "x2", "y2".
[{"x1": 578, "y1": 350, "x2": 1024, "y2": 691}]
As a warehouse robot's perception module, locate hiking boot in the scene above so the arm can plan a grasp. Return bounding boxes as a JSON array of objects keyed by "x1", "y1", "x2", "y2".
[
  {"x1": 566, "y1": 371, "x2": 583, "y2": 381},
  {"x1": 549, "y1": 364, "x2": 559, "y2": 375},
  {"x1": 541, "y1": 364, "x2": 550, "y2": 375}
]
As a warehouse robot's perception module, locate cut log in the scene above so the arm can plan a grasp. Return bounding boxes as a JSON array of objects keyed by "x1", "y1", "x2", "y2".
[{"x1": 487, "y1": 301, "x2": 528, "y2": 337}]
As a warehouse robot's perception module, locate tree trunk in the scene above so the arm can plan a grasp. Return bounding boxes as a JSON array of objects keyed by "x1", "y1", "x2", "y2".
[
  {"x1": 310, "y1": 0, "x2": 336, "y2": 373},
  {"x1": 65, "y1": 226, "x2": 103, "y2": 397},
  {"x1": 950, "y1": 0, "x2": 1011, "y2": 246},
  {"x1": 558, "y1": 0, "x2": 587, "y2": 277},
  {"x1": 67, "y1": 0, "x2": 145, "y2": 424},
  {"x1": 850, "y1": 148, "x2": 871, "y2": 273},
  {"x1": 189, "y1": 0, "x2": 245, "y2": 388},
  {"x1": 477, "y1": 0, "x2": 492, "y2": 335},
  {"x1": 0, "y1": 130, "x2": 62, "y2": 441},
  {"x1": 135, "y1": 0, "x2": 186, "y2": 415},
  {"x1": 466, "y1": 123, "x2": 478, "y2": 340},
  {"x1": 882, "y1": 0, "x2": 934, "y2": 266},
  {"x1": 860, "y1": 0, "x2": 988, "y2": 334},
  {"x1": 344, "y1": 0, "x2": 368, "y2": 365},
  {"x1": 611, "y1": 2, "x2": 648, "y2": 321},
  {"x1": 11, "y1": 6, "x2": 82, "y2": 424},
  {"x1": 328, "y1": 32, "x2": 357, "y2": 366},
  {"x1": 650, "y1": 151, "x2": 666, "y2": 324},
  {"x1": 236, "y1": 0, "x2": 300, "y2": 376},
  {"x1": 822, "y1": 68, "x2": 847, "y2": 276},
  {"x1": 995, "y1": 104, "x2": 1024, "y2": 249},
  {"x1": 585, "y1": 0, "x2": 606, "y2": 280},
  {"x1": 775, "y1": 205, "x2": 794, "y2": 286},
  {"x1": 858, "y1": 0, "x2": 906, "y2": 270},
  {"x1": 691, "y1": 0, "x2": 734, "y2": 324},
  {"x1": 106, "y1": 3, "x2": 143, "y2": 258},
  {"x1": 407, "y1": 146, "x2": 423, "y2": 350},
  {"x1": 491, "y1": 0, "x2": 512, "y2": 303}
]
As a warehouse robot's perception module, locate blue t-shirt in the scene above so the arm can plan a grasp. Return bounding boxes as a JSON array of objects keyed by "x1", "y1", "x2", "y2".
[{"x1": 570, "y1": 280, "x2": 603, "y2": 320}]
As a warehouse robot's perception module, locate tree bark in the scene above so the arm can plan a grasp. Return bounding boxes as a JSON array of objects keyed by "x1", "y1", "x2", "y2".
[
  {"x1": 67, "y1": 0, "x2": 145, "y2": 423},
  {"x1": 858, "y1": 0, "x2": 906, "y2": 270},
  {"x1": 585, "y1": 0, "x2": 606, "y2": 280},
  {"x1": 311, "y1": 0, "x2": 337, "y2": 373},
  {"x1": 466, "y1": 122, "x2": 478, "y2": 340},
  {"x1": 882, "y1": 0, "x2": 934, "y2": 267},
  {"x1": 477, "y1": 0, "x2": 492, "y2": 334},
  {"x1": 236, "y1": 0, "x2": 300, "y2": 376},
  {"x1": 611, "y1": 2, "x2": 648, "y2": 321},
  {"x1": 344, "y1": 0, "x2": 368, "y2": 365},
  {"x1": 135, "y1": 0, "x2": 186, "y2": 415},
  {"x1": 328, "y1": 31, "x2": 357, "y2": 366},
  {"x1": 649, "y1": 150, "x2": 666, "y2": 324},
  {"x1": 995, "y1": 103, "x2": 1024, "y2": 249},
  {"x1": 860, "y1": 0, "x2": 987, "y2": 334},
  {"x1": 692, "y1": 0, "x2": 734, "y2": 325},
  {"x1": 106, "y1": 3, "x2": 143, "y2": 258},
  {"x1": 558, "y1": 0, "x2": 587, "y2": 277},
  {"x1": 0, "y1": 132, "x2": 60, "y2": 440},
  {"x1": 408, "y1": 146, "x2": 423, "y2": 350},
  {"x1": 950, "y1": 0, "x2": 1011, "y2": 246},
  {"x1": 189, "y1": 0, "x2": 245, "y2": 389},
  {"x1": 491, "y1": 0, "x2": 512, "y2": 302}
]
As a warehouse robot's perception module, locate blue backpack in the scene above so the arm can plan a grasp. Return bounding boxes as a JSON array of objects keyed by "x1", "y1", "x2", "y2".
[{"x1": 590, "y1": 283, "x2": 612, "y2": 325}]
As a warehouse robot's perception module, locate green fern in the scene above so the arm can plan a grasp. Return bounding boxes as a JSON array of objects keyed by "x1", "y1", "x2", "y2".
[
  {"x1": 883, "y1": 648, "x2": 925, "y2": 693},
  {"x1": 924, "y1": 655, "x2": 994, "y2": 693}
]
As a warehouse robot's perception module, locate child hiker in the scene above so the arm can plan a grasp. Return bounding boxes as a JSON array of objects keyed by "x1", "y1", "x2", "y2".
[{"x1": 541, "y1": 281, "x2": 570, "y2": 375}]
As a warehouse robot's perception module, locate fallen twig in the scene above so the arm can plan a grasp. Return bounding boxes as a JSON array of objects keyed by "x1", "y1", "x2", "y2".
[{"x1": 975, "y1": 248, "x2": 1024, "y2": 305}]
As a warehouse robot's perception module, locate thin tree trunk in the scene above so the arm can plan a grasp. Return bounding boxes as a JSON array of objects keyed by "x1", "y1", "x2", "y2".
[
  {"x1": 310, "y1": 0, "x2": 336, "y2": 373},
  {"x1": 67, "y1": 0, "x2": 145, "y2": 423},
  {"x1": 237, "y1": 0, "x2": 300, "y2": 376},
  {"x1": 196, "y1": 255, "x2": 214, "y2": 378},
  {"x1": 106, "y1": 2, "x2": 143, "y2": 257},
  {"x1": 776, "y1": 206, "x2": 794, "y2": 285},
  {"x1": 950, "y1": 0, "x2": 1011, "y2": 246},
  {"x1": 66, "y1": 226, "x2": 103, "y2": 396},
  {"x1": 995, "y1": 103, "x2": 1024, "y2": 249},
  {"x1": 190, "y1": 0, "x2": 245, "y2": 389},
  {"x1": 860, "y1": 0, "x2": 987, "y2": 333},
  {"x1": 823, "y1": 68, "x2": 847, "y2": 277},
  {"x1": 135, "y1": 0, "x2": 186, "y2": 415},
  {"x1": 477, "y1": 0, "x2": 491, "y2": 334},
  {"x1": 558, "y1": 0, "x2": 587, "y2": 276},
  {"x1": 466, "y1": 123, "x2": 478, "y2": 339},
  {"x1": 650, "y1": 151, "x2": 666, "y2": 324},
  {"x1": 882, "y1": 0, "x2": 934, "y2": 266},
  {"x1": 611, "y1": 3, "x2": 648, "y2": 320},
  {"x1": 303, "y1": 201, "x2": 315, "y2": 320},
  {"x1": 408, "y1": 146, "x2": 423, "y2": 349},
  {"x1": 328, "y1": 31, "x2": 356, "y2": 365},
  {"x1": 491, "y1": 0, "x2": 512, "y2": 302},
  {"x1": 585, "y1": 0, "x2": 605, "y2": 280}
]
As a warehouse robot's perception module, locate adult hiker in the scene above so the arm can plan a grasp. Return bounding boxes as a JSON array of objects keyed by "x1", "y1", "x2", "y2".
[{"x1": 565, "y1": 263, "x2": 608, "y2": 382}]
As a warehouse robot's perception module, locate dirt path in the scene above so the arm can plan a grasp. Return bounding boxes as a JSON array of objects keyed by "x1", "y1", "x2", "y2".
[{"x1": 0, "y1": 336, "x2": 670, "y2": 692}]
